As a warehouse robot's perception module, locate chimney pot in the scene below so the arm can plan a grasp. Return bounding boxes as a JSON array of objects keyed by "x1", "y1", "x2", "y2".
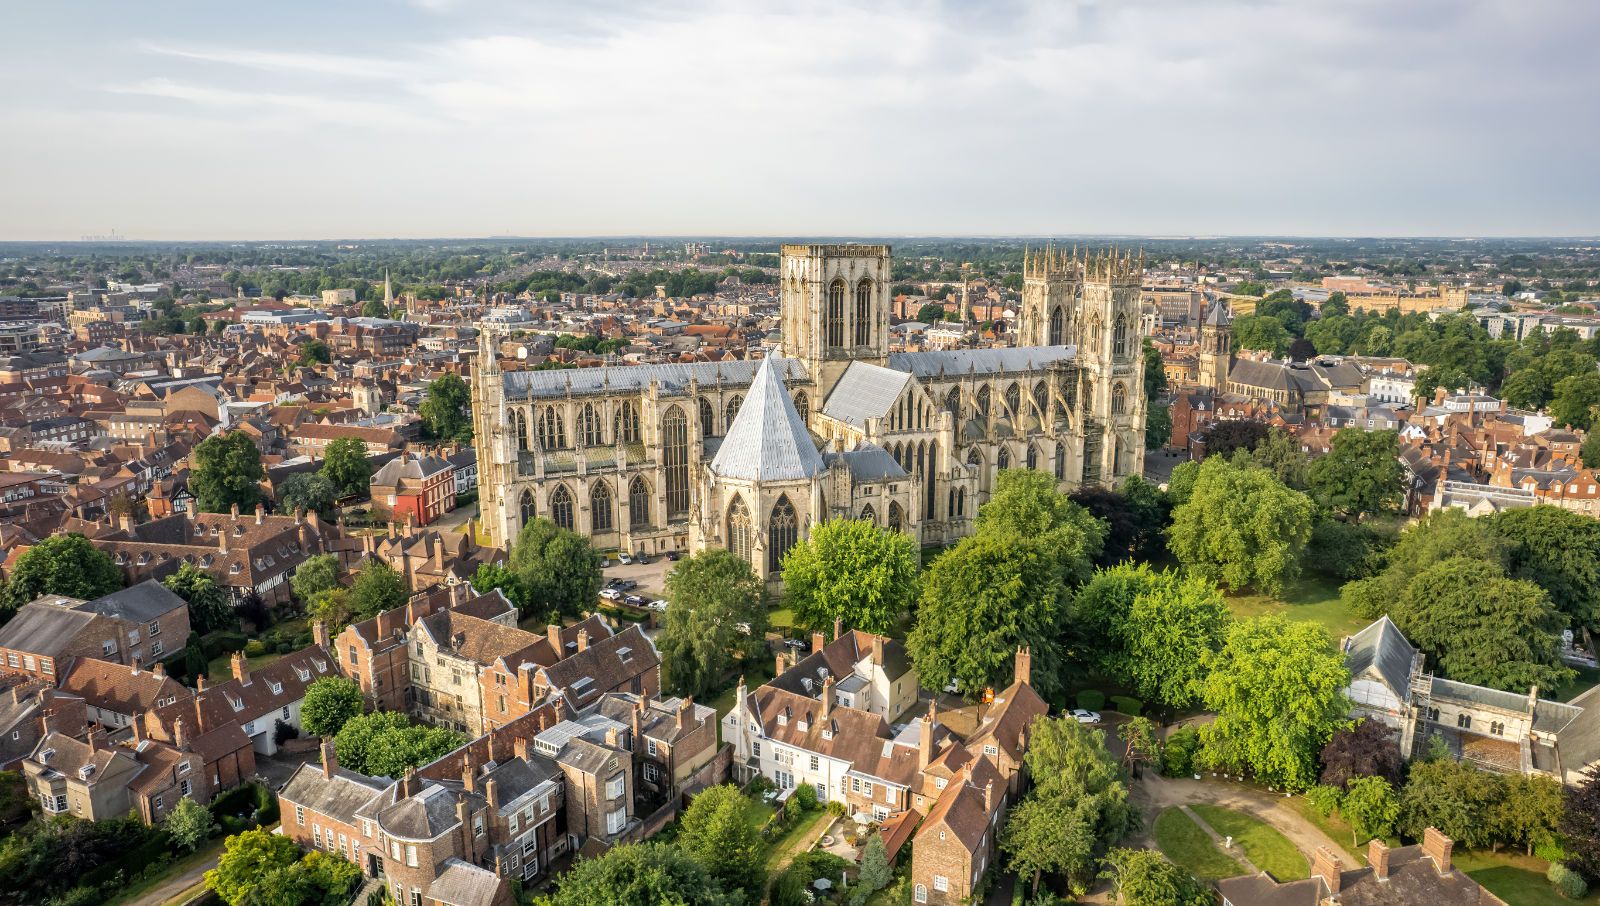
[{"x1": 576, "y1": 629, "x2": 589, "y2": 652}]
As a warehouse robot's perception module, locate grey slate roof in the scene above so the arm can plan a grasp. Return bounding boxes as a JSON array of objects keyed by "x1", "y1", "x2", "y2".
[
  {"x1": 278, "y1": 763, "x2": 387, "y2": 824},
  {"x1": 0, "y1": 604, "x2": 98, "y2": 656},
  {"x1": 427, "y1": 858, "x2": 505, "y2": 906},
  {"x1": 887, "y1": 345, "x2": 1076, "y2": 378},
  {"x1": 826, "y1": 443, "x2": 906, "y2": 481},
  {"x1": 74, "y1": 580, "x2": 186, "y2": 623},
  {"x1": 502, "y1": 358, "x2": 807, "y2": 400},
  {"x1": 820, "y1": 362, "x2": 912, "y2": 429},
  {"x1": 1344, "y1": 616, "x2": 1416, "y2": 700},
  {"x1": 378, "y1": 781, "x2": 467, "y2": 839},
  {"x1": 709, "y1": 356, "x2": 825, "y2": 481}
]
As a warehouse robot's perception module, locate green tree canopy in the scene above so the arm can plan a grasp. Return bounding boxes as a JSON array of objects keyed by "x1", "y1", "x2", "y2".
[
  {"x1": 333, "y1": 711, "x2": 465, "y2": 777},
  {"x1": 163, "y1": 561, "x2": 236, "y2": 635},
  {"x1": 1100, "y1": 848, "x2": 1212, "y2": 906},
  {"x1": 1073, "y1": 564, "x2": 1230, "y2": 710},
  {"x1": 1200, "y1": 616, "x2": 1350, "y2": 790},
  {"x1": 1550, "y1": 372, "x2": 1600, "y2": 431},
  {"x1": 2, "y1": 533, "x2": 123, "y2": 618},
  {"x1": 165, "y1": 795, "x2": 217, "y2": 852},
  {"x1": 206, "y1": 827, "x2": 302, "y2": 906},
  {"x1": 1491, "y1": 505, "x2": 1600, "y2": 632},
  {"x1": 546, "y1": 842, "x2": 740, "y2": 906},
  {"x1": 659, "y1": 549, "x2": 767, "y2": 700},
  {"x1": 1231, "y1": 314, "x2": 1292, "y2": 356},
  {"x1": 347, "y1": 559, "x2": 408, "y2": 624},
  {"x1": 276, "y1": 472, "x2": 338, "y2": 518},
  {"x1": 674, "y1": 785, "x2": 765, "y2": 901},
  {"x1": 977, "y1": 469, "x2": 1106, "y2": 586},
  {"x1": 297, "y1": 340, "x2": 331, "y2": 366},
  {"x1": 509, "y1": 517, "x2": 601, "y2": 620},
  {"x1": 1168, "y1": 457, "x2": 1315, "y2": 595},
  {"x1": 290, "y1": 553, "x2": 340, "y2": 604},
  {"x1": 779, "y1": 518, "x2": 919, "y2": 634},
  {"x1": 420, "y1": 372, "x2": 472, "y2": 441},
  {"x1": 191, "y1": 431, "x2": 265, "y2": 513},
  {"x1": 319, "y1": 437, "x2": 371, "y2": 497},
  {"x1": 1306, "y1": 429, "x2": 1404, "y2": 520},
  {"x1": 301, "y1": 676, "x2": 365, "y2": 738}
]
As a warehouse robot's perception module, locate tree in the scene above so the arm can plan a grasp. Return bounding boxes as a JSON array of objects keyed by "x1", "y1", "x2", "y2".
[
  {"x1": 420, "y1": 372, "x2": 472, "y2": 441},
  {"x1": 1200, "y1": 616, "x2": 1350, "y2": 790},
  {"x1": 1491, "y1": 505, "x2": 1600, "y2": 633},
  {"x1": 469, "y1": 562, "x2": 527, "y2": 610},
  {"x1": 908, "y1": 532, "x2": 1066, "y2": 699},
  {"x1": 1144, "y1": 405, "x2": 1172, "y2": 450},
  {"x1": 191, "y1": 431, "x2": 265, "y2": 513},
  {"x1": 361, "y1": 299, "x2": 387, "y2": 318},
  {"x1": 1231, "y1": 314, "x2": 1291, "y2": 356},
  {"x1": 1495, "y1": 774, "x2": 1563, "y2": 856},
  {"x1": 659, "y1": 550, "x2": 767, "y2": 699},
  {"x1": 1100, "y1": 848, "x2": 1212, "y2": 906},
  {"x1": 1249, "y1": 428, "x2": 1310, "y2": 490},
  {"x1": 779, "y1": 518, "x2": 919, "y2": 634},
  {"x1": 1202, "y1": 420, "x2": 1270, "y2": 459},
  {"x1": 276, "y1": 473, "x2": 338, "y2": 518},
  {"x1": 1341, "y1": 508, "x2": 1507, "y2": 618},
  {"x1": 1168, "y1": 457, "x2": 1315, "y2": 595},
  {"x1": 1142, "y1": 338, "x2": 1168, "y2": 402},
  {"x1": 1117, "y1": 717, "x2": 1160, "y2": 778},
  {"x1": 163, "y1": 562, "x2": 236, "y2": 635},
  {"x1": 547, "y1": 842, "x2": 740, "y2": 906},
  {"x1": 509, "y1": 518, "x2": 601, "y2": 620},
  {"x1": 206, "y1": 827, "x2": 302, "y2": 906},
  {"x1": 1399, "y1": 759, "x2": 1499, "y2": 849},
  {"x1": 916, "y1": 302, "x2": 948, "y2": 323},
  {"x1": 851, "y1": 834, "x2": 892, "y2": 906},
  {"x1": 675, "y1": 785, "x2": 764, "y2": 902},
  {"x1": 1340, "y1": 776, "x2": 1399, "y2": 845},
  {"x1": 347, "y1": 560, "x2": 408, "y2": 624},
  {"x1": 333, "y1": 711, "x2": 465, "y2": 777},
  {"x1": 1074, "y1": 564, "x2": 1229, "y2": 710},
  {"x1": 1551, "y1": 372, "x2": 1600, "y2": 431},
  {"x1": 319, "y1": 437, "x2": 371, "y2": 497},
  {"x1": 1069, "y1": 476, "x2": 1169, "y2": 565},
  {"x1": 1318, "y1": 719, "x2": 1403, "y2": 789},
  {"x1": 297, "y1": 340, "x2": 331, "y2": 366},
  {"x1": 977, "y1": 469, "x2": 1106, "y2": 586},
  {"x1": 1393, "y1": 557, "x2": 1572, "y2": 691},
  {"x1": 165, "y1": 795, "x2": 216, "y2": 852},
  {"x1": 2, "y1": 533, "x2": 123, "y2": 617},
  {"x1": 1287, "y1": 337, "x2": 1318, "y2": 361},
  {"x1": 1306, "y1": 429, "x2": 1404, "y2": 520},
  {"x1": 300, "y1": 676, "x2": 364, "y2": 738},
  {"x1": 290, "y1": 553, "x2": 340, "y2": 604},
  {"x1": 1563, "y1": 766, "x2": 1600, "y2": 880}
]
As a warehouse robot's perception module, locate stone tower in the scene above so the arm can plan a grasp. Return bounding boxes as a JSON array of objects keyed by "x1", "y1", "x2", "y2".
[
  {"x1": 471, "y1": 327, "x2": 516, "y2": 546},
  {"x1": 1078, "y1": 249, "x2": 1147, "y2": 486},
  {"x1": 1017, "y1": 244, "x2": 1080, "y2": 348},
  {"x1": 778, "y1": 244, "x2": 892, "y2": 400},
  {"x1": 1198, "y1": 301, "x2": 1233, "y2": 391}
]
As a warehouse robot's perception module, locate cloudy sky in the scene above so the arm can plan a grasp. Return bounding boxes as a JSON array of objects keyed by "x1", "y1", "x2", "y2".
[{"x1": 2, "y1": 0, "x2": 1596, "y2": 240}]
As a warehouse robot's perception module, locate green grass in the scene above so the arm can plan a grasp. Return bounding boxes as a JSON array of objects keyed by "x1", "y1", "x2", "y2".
[
  {"x1": 709, "y1": 659, "x2": 777, "y2": 720},
  {"x1": 1224, "y1": 576, "x2": 1365, "y2": 642},
  {"x1": 206, "y1": 651, "x2": 282, "y2": 685},
  {"x1": 1153, "y1": 808, "x2": 1246, "y2": 882},
  {"x1": 102, "y1": 836, "x2": 227, "y2": 906},
  {"x1": 1455, "y1": 850, "x2": 1600, "y2": 905},
  {"x1": 1553, "y1": 664, "x2": 1600, "y2": 702},
  {"x1": 1191, "y1": 804, "x2": 1308, "y2": 881},
  {"x1": 762, "y1": 808, "x2": 830, "y2": 876},
  {"x1": 1282, "y1": 798, "x2": 1377, "y2": 861}
]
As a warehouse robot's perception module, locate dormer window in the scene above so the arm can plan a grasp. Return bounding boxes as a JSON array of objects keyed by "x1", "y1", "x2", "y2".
[
  {"x1": 230, "y1": 563, "x2": 242, "y2": 574},
  {"x1": 295, "y1": 667, "x2": 311, "y2": 682},
  {"x1": 269, "y1": 680, "x2": 283, "y2": 695}
]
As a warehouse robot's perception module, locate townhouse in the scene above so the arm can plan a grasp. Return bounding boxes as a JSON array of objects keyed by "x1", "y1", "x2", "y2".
[
  {"x1": 58, "y1": 656, "x2": 187, "y2": 730},
  {"x1": 0, "y1": 580, "x2": 190, "y2": 679},
  {"x1": 22, "y1": 723, "x2": 209, "y2": 824}
]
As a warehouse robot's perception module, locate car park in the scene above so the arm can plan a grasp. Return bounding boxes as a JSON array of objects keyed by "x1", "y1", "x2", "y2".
[
  {"x1": 618, "y1": 553, "x2": 633, "y2": 565},
  {"x1": 665, "y1": 550, "x2": 683, "y2": 561},
  {"x1": 614, "y1": 579, "x2": 638, "y2": 592}
]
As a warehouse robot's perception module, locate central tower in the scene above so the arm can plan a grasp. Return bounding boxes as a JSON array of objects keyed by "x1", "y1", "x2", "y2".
[{"x1": 778, "y1": 244, "x2": 892, "y2": 398}]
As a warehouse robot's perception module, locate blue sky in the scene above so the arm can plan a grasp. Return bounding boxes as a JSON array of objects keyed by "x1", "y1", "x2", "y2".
[{"x1": 2, "y1": 0, "x2": 1596, "y2": 239}]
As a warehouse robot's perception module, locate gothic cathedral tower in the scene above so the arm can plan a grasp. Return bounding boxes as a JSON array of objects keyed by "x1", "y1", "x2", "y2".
[
  {"x1": 778, "y1": 244, "x2": 892, "y2": 400},
  {"x1": 1078, "y1": 249, "x2": 1147, "y2": 486},
  {"x1": 1017, "y1": 245, "x2": 1079, "y2": 348},
  {"x1": 1197, "y1": 301, "x2": 1233, "y2": 391}
]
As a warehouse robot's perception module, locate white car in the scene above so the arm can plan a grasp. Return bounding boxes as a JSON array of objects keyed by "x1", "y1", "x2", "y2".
[
  {"x1": 600, "y1": 588, "x2": 623, "y2": 602},
  {"x1": 649, "y1": 599, "x2": 669, "y2": 612},
  {"x1": 1070, "y1": 709, "x2": 1102, "y2": 725},
  {"x1": 618, "y1": 553, "x2": 634, "y2": 565}
]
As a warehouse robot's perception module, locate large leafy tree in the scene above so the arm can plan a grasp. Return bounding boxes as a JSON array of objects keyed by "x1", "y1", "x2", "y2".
[
  {"x1": 779, "y1": 518, "x2": 919, "y2": 634},
  {"x1": 1306, "y1": 428, "x2": 1404, "y2": 520},
  {"x1": 165, "y1": 795, "x2": 217, "y2": 852},
  {"x1": 347, "y1": 560, "x2": 408, "y2": 624},
  {"x1": 1249, "y1": 428, "x2": 1310, "y2": 490},
  {"x1": 1200, "y1": 616, "x2": 1350, "y2": 790},
  {"x1": 1491, "y1": 505, "x2": 1600, "y2": 633},
  {"x1": 1563, "y1": 766, "x2": 1600, "y2": 880},
  {"x1": 1341, "y1": 776, "x2": 1400, "y2": 845},
  {"x1": 163, "y1": 561, "x2": 237, "y2": 634},
  {"x1": 1231, "y1": 314, "x2": 1291, "y2": 356},
  {"x1": 420, "y1": 372, "x2": 472, "y2": 441},
  {"x1": 1550, "y1": 372, "x2": 1600, "y2": 431},
  {"x1": 509, "y1": 517, "x2": 601, "y2": 620},
  {"x1": 1392, "y1": 556, "x2": 1571, "y2": 692},
  {"x1": 1202, "y1": 420, "x2": 1270, "y2": 459},
  {"x1": 191, "y1": 431, "x2": 265, "y2": 513},
  {"x1": 469, "y1": 562, "x2": 527, "y2": 610},
  {"x1": 674, "y1": 785, "x2": 765, "y2": 902},
  {"x1": 290, "y1": 553, "x2": 340, "y2": 604},
  {"x1": 1495, "y1": 774, "x2": 1564, "y2": 857},
  {"x1": 2, "y1": 533, "x2": 123, "y2": 617},
  {"x1": 1398, "y1": 759, "x2": 1500, "y2": 850},
  {"x1": 1318, "y1": 719, "x2": 1404, "y2": 789},
  {"x1": 319, "y1": 437, "x2": 372, "y2": 497},
  {"x1": 300, "y1": 676, "x2": 365, "y2": 738},
  {"x1": 659, "y1": 550, "x2": 767, "y2": 699},
  {"x1": 907, "y1": 531, "x2": 1066, "y2": 698},
  {"x1": 977, "y1": 468, "x2": 1106, "y2": 586},
  {"x1": 276, "y1": 472, "x2": 338, "y2": 518},
  {"x1": 547, "y1": 842, "x2": 740, "y2": 906},
  {"x1": 1100, "y1": 849, "x2": 1212, "y2": 906},
  {"x1": 206, "y1": 828, "x2": 302, "y2": 906},
  {"x1": 1168, "y1": 457, "x2": 1315, "y2": 595},
  {"x1": 1069, "y1": 476, "x2": 1169, "y2": 565},
  {"x1": 1341, "y1": 507, "x2": 1507, "y2": 618},
  {"x1": 332, "y1": 711, "x2": 465, "y2": 777},
  {"x1": 1072, "y1": 564, "x2": 1229, "y2": 709}
]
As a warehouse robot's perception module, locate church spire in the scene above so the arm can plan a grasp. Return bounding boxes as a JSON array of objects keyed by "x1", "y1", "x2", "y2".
[{"x1": 383, "y1": 268, "x2": 393, "y2": 307}]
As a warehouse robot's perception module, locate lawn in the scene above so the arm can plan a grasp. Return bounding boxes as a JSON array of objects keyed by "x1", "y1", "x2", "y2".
[
  {"x1": 709, "y1": 659, "x2": 777, "y2": 720},
  {"x1": 1455, "y1": 850, "x2": 1600, "y2": 906},
  {"x1": 762, "y1": 808, "x2": 831, "y2": 876},
  {"x1": 1224, "y1": 575, "x2": 1366, "y2": 642},
  {"x1": 1153, "y1": 808, "x2": 1245, "y2": 882},
  {"x1": 206, "y1": 650, "x2": 283, "y2": 685},
  {"x1": 1553, "y1": 664, "x2": 1600, "y2": 703},
  {"x1": 1191, "y1": 804, "x2": 1308, "y2": 881}
]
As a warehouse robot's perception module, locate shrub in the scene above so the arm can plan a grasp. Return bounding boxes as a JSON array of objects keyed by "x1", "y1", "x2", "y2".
[
  {"x1": 1550, "y1": 863, "x2": 1588, "y2": 900},
  {"x1": 1536, "y1": 838, "x2": 1570, "y2": 865},
  {"x1": 1109, "y1": 696, "x2": 1143, "y2": 716},
  {"x1": 793, "y1": 783, "x2": 817, "y2": 812},
  {"x1": 1076, "y1": 690, "x2": 1106, "y2": 712},
  {"x1": 243, "y1": 639, "x2": 267, "y2": 658},
  {"x1": 202, "y1": 630, "x2": 248, "y2": 659},
  {"x1": 1306, "y1": 785, "x2": 1344, "y2": 818},
  {"x1": 1162, "y1": 727, "x2": 1201, "y2": 777},
  {"x1": 784, "y1": 794, "x2": 805, "y2": 822},
  {"x1": 274, "y1": 719, "x2": 300, "y2": 746}
]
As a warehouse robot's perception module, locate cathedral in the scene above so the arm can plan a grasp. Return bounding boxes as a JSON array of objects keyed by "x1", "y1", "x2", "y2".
[{"x1": 472, "y1": 243, "x2": 1146, "y2": 582}]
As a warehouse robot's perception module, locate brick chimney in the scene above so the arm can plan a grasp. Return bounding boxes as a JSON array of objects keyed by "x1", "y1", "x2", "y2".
[
  {"x1": 219, "y1": 523, "x2": 229, "y2": 554},
  {"x1": 231, "y1": 651, "x2": 250, "y2": 685},
  {"x1": 254, "y1": 503, "x2": 264, "y2": 525},
  {"x1": 630, "y1": 701, "x2": 643, "y2": 749},
  {"x1": 811, "y1": 629, "x2": 826, "y2": 653},
  {"x1": 1014, "y1": 646, "x2": 1031, "y2": 686},
  {"x1": 984, "y1": 779, "x2": 994, "y2": 812},
  {"x1": 1312, "y1": 847, "x2": 1342, "y2": 896},
  {"x1": 677, "y1": 696, "x2": 694, "y2": 733},
  {"x1": 519, "y1": 662, "x2": 538, "y2": 707},
  {"x1": 821, "y1": 676, "x2": 834, "y2": 723},
  {"x1": 919, "y1": 700, "x2": 936, "y2": 770},
  {"x1": 88, "y1": 724, "x2": 108, "y2": 751},
  {"x1": 872, "y1": 635, "x2": 884, "y2": 667},
  {"x1": 174, "y1": 716, "x2": 190, "y2": 751},
  {"x1": 485, "y1": 778, "x2": 500, "y2": 809},
  {"x1": 461, "y1": 755, "x2": 476, "y2": 793},
  {"x1": 399, "y1": 767, "x2": 415, "y2": 799},
  {"x1": 1422, "y1": 827, "x2": 1453, "y2": 873},
  {"x1": 547, "y1": 624, "x2": 563, "y2": 655},
  {"x1": 230, "y1": 502, "x2": 240, "y2": 518},
  {"x1": 321, "y1": 738, "x2": 337, "y2": 779},
  {"x1": 196, "y1": 675, "x2": 206, "y2": 692},
  {"x1": 313, "y1": 619, "x2": 330, "y2": 650},
  {"x1": 193, "y1": 691, "x2": 207, "y2": 732},
  {"x1": 576, "y1": 629, "x2": 589, "y2": 652},
  {"x1": 832, "y1": 617, "x2": 842, "y2": 643},
  {"x1": 132, "y1": 711, "x2": 146, "y2": 743},
  {"x1": 1369, "y1": 838, "x2": 1391, "y2": 880},
  {"x1": 130, "y1": 656, "x2": 141, "y2": 676},
  {"x1": 152, "y1": 661, "x2": 165, "y2": 678}
]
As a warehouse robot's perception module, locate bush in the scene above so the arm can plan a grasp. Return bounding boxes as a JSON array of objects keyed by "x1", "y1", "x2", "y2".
[
  {"x1": 1536, "y1": 838, "x2": 1570, "y2": 865},
  {"x1": 1306, "y1": 785, "x2": 1343, "y2": 818},
  {"x1": 1162, "y1": 727, "x2": 1201, "y2": 777},
  {"x1": 1076, "y1": 690, "x2": 1106, "y2": 712},
  {"x1": 1109, "y1": 696, "x2": 1143, "y2": 716},
  {"x1": 1550, "y1": 863, "x2": 1588, "y2": 900},
  {"x1": 274, "y1": 719, "x2": 300, "y2": 746},
  {"x1": 1306, "y1": 518, "x2": 1389, "y2": 582},
  {"x1": 793, "y1": 783, "x2": 817, "y2": 812},
  {"x1": 784, "y1": 794, "x2": 805, "y2": 822},
  {"x1": 244, "y1": 639, "x2": 267, "y2": 657}
]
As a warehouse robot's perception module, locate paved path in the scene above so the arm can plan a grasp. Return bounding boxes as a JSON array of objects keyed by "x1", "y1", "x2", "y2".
[
  {"x1": 129, "y1": 861, "x2": 213, "y2": 906},
  {"x1": 1132, "y1": 773, "x2": 1360, "y2": 865}
]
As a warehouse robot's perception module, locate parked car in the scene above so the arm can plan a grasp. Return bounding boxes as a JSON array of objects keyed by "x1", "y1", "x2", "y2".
[
  {"x1": 1070, "y1": 709, "x2": 1101, "y2": 725},
  {"x1": 600, "y1": 588, "x2": 623, "y2": 602},
  {"x1": 783, "y1": 638, "x2": 808, "y2": 651},
  {"x1": 735, "y1": 622, "x2": 752, "y2": 635},
  {"x1": 624, "y1": 594, "x2": 648, "y2": 607},
  {"x1": 605, "y1": 578, "x2": 626, "y2": 589},
  {"x1": 943, "y1": 680, "x2": 960, "y2": 694},
  {"x1": 665, "y1": 550, "x2": 683, "y2": 561},
  {"x1": 634, "y1": 553, "x2": 652, "y2": 565},
  {"x1": 648, "y1": 599, "x2": 669, "y2": 612},
  {"x1": 614, "y1": 579, "x2": 638, "y2": 592},
  {"x1": 618, "y1": 552, "x2": 634, "y2": 565}
]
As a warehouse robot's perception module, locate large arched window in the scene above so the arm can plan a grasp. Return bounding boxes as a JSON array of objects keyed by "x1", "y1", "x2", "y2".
[
  {"x1": 888, "y1": 501, "x2": 904, "y2": 533},
  {"x1": 1055, "y1": 444, "x2": 1066, "y2": 480},
  {"x1": 1004, "y1": 383, "x2": 1021, "y2": 419},
  {"x1": 1033, "y1": 382, "x2": 1048, "y2": 420},
  {"x1": 698, "y1": 397, "x2": 716, "y2": 438},
  {"x1": 860, "y1": 503, "x2": 876, "y2": 525},
  {"x1": 579, "y1": 403, "x2": 602, "y2": 447},
  {"x1": 768, "y1": 495, "x2": 798, "y2": 574},
  {"x1": 997, "y1": 447, "x2": 1010, "y2": 470},
  {"x1": 538, "y1": 407, "x2": 566, "y2": 450},
  {"x1": 1048, "y1": 306, "x2": 1064, "y2": 346},
  {"x1": 629, "y1": 477, "x2": 651, "y2": 529},
  {"x1": 794, "y1": 391, "x2": 809, "y2": 424},
  {"x1": 663, "y1": 406, "x2": 690, "y2": 520},
  {"x1": 826, "y1": 279, "x2": 846, "y2": 348},
  {"x1": 590, "y1": 480, "x2": 613, "y2": 532},
  {"x1": 514, "y1": 409, "x2": 530, "y2": 451},
  {"x1": 956, "y1": 487, "x2": 966, "y2": 516},
  {"x1": 1112, "y1": 383, "x2": 1128, "y2": 415},
  {"x1": 519, "y1": 489, "x2": 536, "y2": 526},
  {"x1": 924, "y1": 441, "x2": 938, "y2": 517},
  {"x1": 550, "y1": 485, "x2": 574, "y2": 531},
  {"x1": 976, "y1": 385, "x2": 991, "y2": 418},
  {"x1": 727, "y1": 496, "x2": 753, "y2": 564},
  {"x1": 724, "y1": 394, "x2": 743, "y2": 428},
  {"x1": 854, "y1": 278, "x2": 873, "y2": 347},
  {"x1": 945, "y1": 388, "x2": 961, "y2": 421},
  {"x1": 966, "y1": 447, "x2": 982, "y2": 467},
  {"x1": 1114, "y1": 314, "x2": 1129, "y2": 359},
  {"x1": 616, "y1": 400, "x2": 639, "y2": 444},
  {"x1": 1026, "y1": 444, "x2": 1038, "y2": 471}
]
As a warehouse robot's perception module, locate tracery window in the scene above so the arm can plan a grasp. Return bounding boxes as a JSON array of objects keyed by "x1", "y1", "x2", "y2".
[
  {"x1": 826, "y1": 280, "x2": 846, "y2": 348},
  {"x1": 663, "y1": 406, "x2": 690, "y2": 520},
  {"x1": 550, "y1": 485, "x2": 574, "y2": 531},
  {"x1": 538, "y1": 407, "x2": 566, "y2": 449},
  {"x1": 514, "y1": 409, "x2": 529, "y2": 451},
  {"x1": 615, "y1": 400, "x2": 640, "y2": 444},
  {"x1": 724, "y1": 394, "x2": 743, "y2": 428},
  {"x1": 590, "y1": 481, "x2": 613, "y2": 532},
  {"x1": 629, "y1": 477, "x2": 651, "y2": 529},
  {"x1": 1005, "y1": 383, "x2": 1021, "y2": 419},
  {"x1": 519, "y1": 490, "x2": 535, "y2": 526},
  {"x1": 728, "y1": 496, "x2": 753, "y2": 564},
  {"x1": 768, "y1": 495, "x2": 798, "y2": 573},
  {"x1": 1048, "y1": 306, "x2": 1064, "y2": 346},
  {"x1": 579, "y1": 403, "x2": 602, "y2": 447},
  {"x1": 794, "y1": 391, "x2": 809, "y2": 424},
  {"x1": 698, "y1": 397, "x2": 716, "y2": 438},
  {"x1": 888, "y1": 502, "x2": 904, "y2": 533},
  {"x1": 854, "y1": 279, "x2": 873, "y2": 347}
]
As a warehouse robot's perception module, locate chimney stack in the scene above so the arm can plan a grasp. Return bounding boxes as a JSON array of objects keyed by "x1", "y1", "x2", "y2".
[
  {"x1": 174, "y1": 716, "x2": 190, "y2": 751},
  {"x1": 461, "y1": 755, "x2": 476, "y2": 793},
  {"x1": 821, "y1": 676, "x2": 834, "y2": 723},
  {"x1": 132, "y1": 711, "x2": 146, "y2": 743},
  {"x1": 984, "y1": 779, "x2": 994, "y2": 812},
  {"x1": 230, "y1": 502, "x2": 240, "y2": 518},
  {"x1": 1312, "y1": 847, "x2": 1343, "y2": 896},
  {"x1": 678, "y1": 696, "x2": 693, "y2": 733},
  {"x1": 130, "y1": 656, "x2": 141, "y2": 676},
  {"x1": 919, "y1": 700, "x2": 936, "y2": 770},
  {"x1": 1014, "y1": 646, "x2": 1032, "y2": 687},
  {"x1": 255, "y1": 503, "x2": 264, "y2": 525},
  {"x1": 872, "y1": 635, "x2": 884, "y2": 667},
  {"x1": 811, "y1": 629, "x2": 826, "y2": 654},
  {"x1": 196, "y1": 675, "x2": 206, "y2": 692},
  {"x1": 231, "y1": 651, "x2": 250, "y2": 685},
  {"x1": 1369, "y1": 838, "x2": 1392, "y2": 880},
  {"x1": 152, "y1": 661, "x2": 165, "y2": 678},
  {"x1": 399, "y1": 767, "x2": 415, "y2": 799},
  {"x1": 515, "y1": 735, "x2": 530, "y2": 762},
  {"x1": 832, "y1": 617, "x2": 842, "y2": 643},
  {"x1": 313, "y1": 619, "x2": 330, "y2": 650},
  {"x1": 485, "y1": 778, "x2": 500, "y2": 809},
  {"x1": 321, "y1": 738, "x2": 338, "y2": 779},
  {"x1": 576, "y1": 629, "x2": 589, "y2": 652},
  {"x1": 1422, "y1": 827, "x2": 1454, "y2": 873},
  {"x1": 547, "y1": 624, "x2": 564, "y2": 656}
]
